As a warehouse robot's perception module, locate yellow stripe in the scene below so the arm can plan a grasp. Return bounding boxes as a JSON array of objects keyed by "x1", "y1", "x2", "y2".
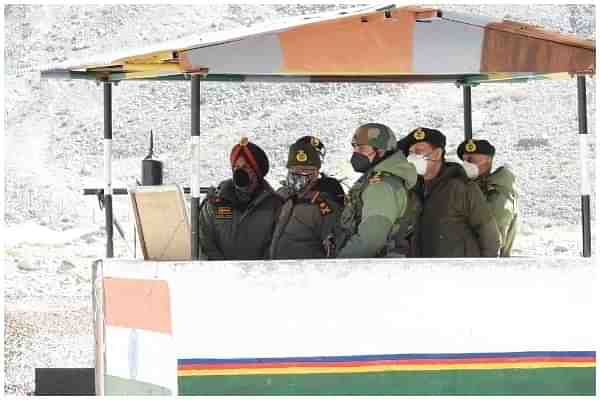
[{"x1": 178, "y1": 362, "x2": 595, "y2": 377}]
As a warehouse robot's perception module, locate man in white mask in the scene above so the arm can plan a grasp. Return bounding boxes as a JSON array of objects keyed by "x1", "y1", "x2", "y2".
[
  {"x1": 398, "y1": 127, "x2": 501, "y2": 258},
  {"x1": 457, "y1": 139, "x2": 518, "y2": 256}
]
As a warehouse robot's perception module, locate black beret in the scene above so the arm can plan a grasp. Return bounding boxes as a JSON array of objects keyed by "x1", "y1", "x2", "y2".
[
  {"x1": 399, "y1": 127, "x2": 447, "y2": 154},
  {"x1": 457, "y1": 139, "x2": 496, "y2": 160}
]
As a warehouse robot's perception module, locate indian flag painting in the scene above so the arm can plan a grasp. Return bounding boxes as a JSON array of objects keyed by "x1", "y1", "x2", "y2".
[
  {"x1": 94, "y1": 258, "x2": 596, "y2": 395},
  {"x1": 98, "y1": 274, "x2": 177, "y2": 395}
]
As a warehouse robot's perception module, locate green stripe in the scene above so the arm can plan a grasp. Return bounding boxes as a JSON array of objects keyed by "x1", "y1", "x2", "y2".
[
  {"x1": 104, "y1": 374, "x2": 172, "y2": 395},
  {"x1": 178, "y1": 367, "x2": 595, "y2": 395}
]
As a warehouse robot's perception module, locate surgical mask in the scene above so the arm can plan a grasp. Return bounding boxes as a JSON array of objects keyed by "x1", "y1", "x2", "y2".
[
  {"x1": 350, "y1": 152, "x2": 372, "y2": 173},
  {"x1": 462, "y1": 161, "x2": 479, "y2": 179},
  {"x1": 406, "y1": 153, "x2": 428, "y2": 176},
  {"x1": 286, "y1": 171, "x2": 314, "y2": 194}
]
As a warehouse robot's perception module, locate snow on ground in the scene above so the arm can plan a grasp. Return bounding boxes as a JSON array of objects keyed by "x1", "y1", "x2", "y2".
[{"x1": 2, "y1": 4, "x2": 596, "y2": 395}]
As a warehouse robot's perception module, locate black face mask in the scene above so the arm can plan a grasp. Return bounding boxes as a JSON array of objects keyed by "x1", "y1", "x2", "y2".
[
  {"x1": 233, "y1": 167, "x2": 258, "y2": 204},
  {"x1": 233, "y1": 168, "x2": 251, "y2": 188},
  {"x1": 350, "y1": 152, "x2": 372, "y2": 173}
]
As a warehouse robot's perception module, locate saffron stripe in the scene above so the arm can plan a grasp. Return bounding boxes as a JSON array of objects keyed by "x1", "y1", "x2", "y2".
[
  {"x1": 178, "y1": 356, "x2": 595, "y2": 371},
  {"x1": 179, "y1": 361, "x2": 595, "y2": 377},
  {"x1": 178, "y1": 351, "x2": 595, "y2": 365}
]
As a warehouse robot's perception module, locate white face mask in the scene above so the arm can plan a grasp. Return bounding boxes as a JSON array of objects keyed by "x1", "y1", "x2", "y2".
[
  {"x1": 462, "y1": 160, "x2": 479, "y2": 179},
  {"x1": 406, "y1": 153, "x2": 428, "y2": 176}
]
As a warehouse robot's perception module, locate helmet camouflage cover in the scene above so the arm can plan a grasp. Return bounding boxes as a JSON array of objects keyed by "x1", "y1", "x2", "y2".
[{"x1": 352, "y1": 123, "x2": 397, "y2": 152}]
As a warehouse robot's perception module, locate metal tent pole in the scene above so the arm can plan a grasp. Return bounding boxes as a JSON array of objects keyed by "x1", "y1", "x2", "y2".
[
  {"x1": 190, "y1": 75, "x2": 201, "y2": 260},
  {"x1": 463, "y1": 85, "x2": 473, "y2": 141},
  {"x1": 103, "y1": 82, "x2": 114, "y2": 258},
  {"x1": 577, "y1": 75, "x2": 591, "y2": 257}
]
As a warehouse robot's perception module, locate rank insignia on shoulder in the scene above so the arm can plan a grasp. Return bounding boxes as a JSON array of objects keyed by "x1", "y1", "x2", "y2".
[
  {"x1": 319, "y1": 201, "x2": 332, "y2": 216},
  {"x1": 215, "y1": 206, "x2": 233, "y2": 219}
]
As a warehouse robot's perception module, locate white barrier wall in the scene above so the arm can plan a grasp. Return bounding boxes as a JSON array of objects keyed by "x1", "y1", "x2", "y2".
[{"x1": 96, "y1": 258, "x2": 596, "y2": 395}]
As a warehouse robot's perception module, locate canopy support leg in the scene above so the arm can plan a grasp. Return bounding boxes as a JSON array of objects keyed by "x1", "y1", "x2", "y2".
[
  {"x1": 577, "y1": 75, "x2": 591, "y2": 257},
  {"x1": 463, "y1": 85, "x2": 473, "y2": 141},
  {"x1": 190, "y1": 76, "x2": 201, "y2": 260},
  {"x1": 103, "y1": 82, "x2": 114, "y2": 258}
]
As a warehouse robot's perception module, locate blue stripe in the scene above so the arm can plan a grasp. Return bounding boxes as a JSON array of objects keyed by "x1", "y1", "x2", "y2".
[{"x1": 178, "y1": 351, "x2": 596, "y2": 365}]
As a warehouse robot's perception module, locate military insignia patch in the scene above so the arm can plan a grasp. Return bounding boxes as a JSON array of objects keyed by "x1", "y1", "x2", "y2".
[
  {"x1": 296, "y1": 150, "x2": 308, "y2": 162},
  {"x1": 368, "y1": 171, "x2": 383, "y2": 184},
  {"x1": 319, "y1": 201, "x2": 332, "y2": 216},
  {"x1": 414, "y1": 128, "x2": 426, "y2": 140},
  {"x1": 215, "y1": 206, "x2": 233, "y2": 219},
  {"x1": 465, "y1": 140, "x2": 477, "y2": 153}
]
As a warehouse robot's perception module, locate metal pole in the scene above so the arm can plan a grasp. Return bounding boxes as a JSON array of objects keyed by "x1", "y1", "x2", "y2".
[
  {"x1": 577, "y1": 75, "x2": 591, "y2": 257},
  {"x1": 103, "y1": 82, "x2": 114, "y2": 258},
  {"x1": 190, "y1": 75, "x2": 201, "y2": 260},
  {"x1": 463, "y1": 85, "x2": 473, "y2": 140}
]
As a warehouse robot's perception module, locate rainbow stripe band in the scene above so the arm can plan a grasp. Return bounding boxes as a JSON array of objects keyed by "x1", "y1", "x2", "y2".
[{"x1": 176, "y1": 351, "x2": 595, "y2": 395}]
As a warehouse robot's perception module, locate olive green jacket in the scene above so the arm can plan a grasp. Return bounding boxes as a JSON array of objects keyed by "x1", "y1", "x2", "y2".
[
  {"x1": 476, "y1": 166, "x2": 518, "y2": 257},
  {"x1": 337, "y1": 151, "x2": 418, "y2": 258},
  {"x1": 411, "y1": 162, "x2": 501, "y2": 258},
  {"x1": 269, "y1": 181, "x2": 342, "y2": 260},
  {"x1": 198, "y1": 179, "x2": 283, "y2": 260}
]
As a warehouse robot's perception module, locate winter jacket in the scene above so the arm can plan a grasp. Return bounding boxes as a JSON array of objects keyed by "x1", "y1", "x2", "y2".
[
  {"x1": 337, "y1": 151, "x2": 418, "y2": 258},
  {"x1": 476, "y1": 166, "x2": 518, "y2": 257},
  {"x1": 269, "y1": 179, "x2": 342, "y2": 260},
  {"x1": 198, "y1": 179, "x2": 283, "y2": 260},
  {"x1": 411, "y1": 162, "x2": 501, "y2": 258}
]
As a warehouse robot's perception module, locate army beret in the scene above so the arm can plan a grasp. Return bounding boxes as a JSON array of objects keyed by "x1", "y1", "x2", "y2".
[
  {"x1": 287, "y1": 136, "x2": 323, "y2": 169},
  {"x1": 399, "y1": 127, "x2": 447, "y2": 153},
  {"x1": 457, "y1": 139, "x2": 496, "y2": 160}
]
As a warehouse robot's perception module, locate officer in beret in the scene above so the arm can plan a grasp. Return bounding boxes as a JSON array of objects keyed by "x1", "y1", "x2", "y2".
[
  {"x1": 198, "y1": 137, "x2": 283, "y2": 260},
  {"x1": 335, "y1": 123, "x2": 418, "y2": 258},
  {"x1": 269, "y1": 136, "x2": 344, "y2": 259},
  {"x1": 457, "y1": 139, "x2": 518, "y2": 257},
  {"x1": 400, "y1": 127, "x2": 501, "y2": 257}
]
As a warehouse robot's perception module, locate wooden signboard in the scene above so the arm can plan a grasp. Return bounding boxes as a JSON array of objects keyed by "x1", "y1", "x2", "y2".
[{"x1": 129, "y1": 185, "x2": 191, "y2": 261}]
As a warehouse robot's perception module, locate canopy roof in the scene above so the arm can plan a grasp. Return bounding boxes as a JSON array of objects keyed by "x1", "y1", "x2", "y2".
[{"x1": 41, "y1": 4, "x2": 595, "y2": 85}]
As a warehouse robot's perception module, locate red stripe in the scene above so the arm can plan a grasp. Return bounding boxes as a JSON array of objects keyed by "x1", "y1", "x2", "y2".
[{"x1": 178, "y1": 356, "x2": 594, "y2": 371}]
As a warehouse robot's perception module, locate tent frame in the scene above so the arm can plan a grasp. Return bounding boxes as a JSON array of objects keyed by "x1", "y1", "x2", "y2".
[{"x1": 98, "y1": 72, "x2": 593, "y2": 259}]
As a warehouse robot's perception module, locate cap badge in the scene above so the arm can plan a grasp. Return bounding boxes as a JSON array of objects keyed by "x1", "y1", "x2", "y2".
[
  {"x1": 239, "y1": 137, "x2": 249, "y2": 146},
  {"x1": 414, "y1": 128, "x2": 426, "y2": 141},
  {"x1": 465, "y1": 140, "x2": 477, "y2": 153},
  {"x1": 296, "y1": 150, "x2": 308, "y2": 162}
]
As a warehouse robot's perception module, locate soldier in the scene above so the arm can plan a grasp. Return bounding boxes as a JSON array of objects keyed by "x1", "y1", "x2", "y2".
[
  {"x1": 457, "y1": 138, "x2": 518, "y2": 257},
  {"x1": 336, "y1": 123, "x2": 418, "y2": 258},
  {"x1": 269, "y1": 136, "x2": 343, "y2": 259},
  {"x1": 198, "y1": 137, "x2": 283, "y2": 260},
  {"x1": 400, "y1": 127, "x2": 501, "y2": 257}
]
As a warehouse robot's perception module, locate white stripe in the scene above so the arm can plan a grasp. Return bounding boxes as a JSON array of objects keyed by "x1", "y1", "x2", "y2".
[
  {"x1": 579, "y1": 134, "x2": 590, "y2": 195},
  {"x1": 190, "y1": 136, "x2": 201, "y2": 198},
  {"x1": 104, "y1": 139, "x2": 112, "y2": 195},
  {"x1": 413, "y1": 17, "x2": 484, "y2": 74},
  {"x1": 105, "y1": 325, "x2": 176, "y2": 393}
]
